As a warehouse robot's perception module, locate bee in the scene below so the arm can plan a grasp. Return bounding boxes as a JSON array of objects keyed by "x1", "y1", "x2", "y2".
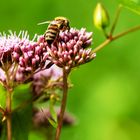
[{"x1": 38, "y1": 17, "x2": 70, "y2": 45}]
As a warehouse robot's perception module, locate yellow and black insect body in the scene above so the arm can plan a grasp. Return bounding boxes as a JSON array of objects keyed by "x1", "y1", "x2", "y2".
[
  {"x1": 38, "y1": 17, "x2": 70, "y2": 45},
  {"x1": 45, "y1": 20, "x2": 60, "y2": 45}
]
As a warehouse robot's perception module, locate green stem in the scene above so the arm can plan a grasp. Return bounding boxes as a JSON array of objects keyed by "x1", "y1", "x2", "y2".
[
  {"x1": 110, "y1": 4, "x2": 122, "y2": 36},
  {"x1": 93, "y1": 39, "x2": 111, "y2": 53},
  {"x1": 55, "y1": 67, "x2": 69, "y2": 140},
  {"x1": 93, "y1": 25, "x2": 140, "y2": 53},
  {"x1": 112, "y1": 25, "x2": 140, "y2": 40},
  {"x1": 102, "y1": 28, "x2": 109, "y2": 38}
]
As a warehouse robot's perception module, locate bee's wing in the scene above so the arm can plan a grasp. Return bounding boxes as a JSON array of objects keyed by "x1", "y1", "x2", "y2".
[{"x1": 37, "y1": 20, "x2": 52, "y2": 25}]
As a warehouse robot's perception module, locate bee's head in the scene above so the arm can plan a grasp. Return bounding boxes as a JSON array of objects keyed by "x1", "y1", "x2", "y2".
[
  {"x1": 55, "y1": 17, "x2": 70, "y2": 30},
  {"x1": 64, "y1": 19, "x2": 70, "y2": 30}
]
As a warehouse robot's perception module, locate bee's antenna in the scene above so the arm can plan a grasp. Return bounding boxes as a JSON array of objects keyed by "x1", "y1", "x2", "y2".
[{"x1": 37, "y1": 21, "x2": 51, "y2": 25}]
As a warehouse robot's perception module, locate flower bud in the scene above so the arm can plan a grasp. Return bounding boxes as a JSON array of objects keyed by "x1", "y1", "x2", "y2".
[{"x1": 93, "y1": 3, "x2": 110, "y2": 30}]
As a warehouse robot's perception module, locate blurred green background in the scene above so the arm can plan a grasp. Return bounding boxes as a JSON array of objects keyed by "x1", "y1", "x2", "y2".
[{"x1": 1, "y1": 0, "x2": 140, "y2": 140}]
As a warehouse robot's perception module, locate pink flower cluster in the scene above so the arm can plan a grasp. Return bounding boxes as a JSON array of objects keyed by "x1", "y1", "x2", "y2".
[
  {"x1": 0, "y1": 28, "x2": 96, "y2": 84},
  {"x1": 0, "y1": 31, "x2": 49, "y2": 83},
  {"x1": 43, "y1": 28, "x2": 96, "y2": 70}
]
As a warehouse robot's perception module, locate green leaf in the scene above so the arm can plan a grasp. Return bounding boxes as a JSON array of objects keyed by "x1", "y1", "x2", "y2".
[
  {"x1": 49, "y1": 99, "x2": 57, "y2": 123},
  {"x1": 0, "y1": 122, "x2": 7, "y2": 140},
  {"x1": 39, "y1": 98, "x2": 58, "y2": 128},
  {"x1": 0, "y1": 83, "x2": 32, "y2": 140},
  {"x1": 11, "y1": 83, "x2": 32, "y2": 140},
  {"x1": 12, "y1": 103, "x2": 32, "y2": 140},
  {"x1": 47, "y1": 118, "x2": 57, "y2": 128},
  {"x1": 0, "y1": 84, "x2": 6, "y2": 109},
  {"x1": 12, "y1": 83, "x2": 32, "y2": 109},
  {"x1": 0, "y1": 85, "x2": 6, "y2": 139},
  {"x1": 117, "y1": 0, "x2": 140, "y2": 15}
]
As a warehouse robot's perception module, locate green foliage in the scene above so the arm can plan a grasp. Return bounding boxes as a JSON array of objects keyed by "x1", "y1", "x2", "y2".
[
  {"x1": 0, "y1": 84, "x2": 6, "y2": 109},
  {"x1": 117, "y1": 0, "x2": 140, "y2": 15},
  {"x1": 12, "y1": 83, "x2": 32, "y2": 109},
  {"x1": 0, "y1": 83, "x2": 33, "y2": 140},
  {"x1": 12, "y1": 104, "x2": 32, "y2": 140},
  {"x1": 0, "y1": 123, "x2": 7, "y2": 140},
  {"x1": 29, "y1": 131, "x2": 46, "y2": 140},
  {"x1": 12, "y1": 83, "x2": 32, "y2": 140},
  {"x1": 47, "y1": 117, "x2": 57, "y2": 128},
  {"x1": 48, "y1": 98, "x2": 58, "y2": 128}
]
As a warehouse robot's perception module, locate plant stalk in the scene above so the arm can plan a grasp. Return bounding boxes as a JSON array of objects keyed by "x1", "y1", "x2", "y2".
[
  {"x1": 93, "y1": 25, "x2": 140, "y2": 53},
  {"x1": 6, "y1": 87, "x2": 12, "y2": 140},
  {"x1": 112, "y1": 25, "x2": 140, "y2": 40},
  {"x1": 93, "y1": 39, "x2": 111, "y2": 53},
  {"x1": 55, "y1": 67, "x2": 69, "y2": 140},
  {"x1": 110, "y1": 4, "x2": 122, "y2": 36}
]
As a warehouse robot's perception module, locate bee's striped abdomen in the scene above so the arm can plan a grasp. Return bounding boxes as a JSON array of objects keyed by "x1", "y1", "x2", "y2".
[
  {"x1": 42, "y1": 17, "x2": 70, "y2": 45},
  {"x1": 44, "y1": 23, "x2": 60, "y2": 45}
]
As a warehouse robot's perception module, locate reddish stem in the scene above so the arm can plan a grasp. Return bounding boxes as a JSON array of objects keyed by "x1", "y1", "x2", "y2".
[
  {"x1": 6, "y1": 87, "x2": 12, "y2": 140},
  {"x1": 55, "y1": 67, "x2": 69, "y2": 140}
]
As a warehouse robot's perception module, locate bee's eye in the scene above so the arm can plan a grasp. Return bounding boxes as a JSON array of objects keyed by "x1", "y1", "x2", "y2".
[
  {"x1": 59, "y1": 24, "x2": 63, "y2": 29},
  {"x1": 67, "y1": 22, "x2": 69, "y2": 27}
]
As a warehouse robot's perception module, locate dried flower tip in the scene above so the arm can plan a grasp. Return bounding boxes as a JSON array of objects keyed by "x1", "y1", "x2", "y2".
[
  {"x1": 32, "y1": 64, "x2": 63, "y2": 97},
  {"x1": 33, "y1": 108, "x2": 75, "y2": 128}
]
